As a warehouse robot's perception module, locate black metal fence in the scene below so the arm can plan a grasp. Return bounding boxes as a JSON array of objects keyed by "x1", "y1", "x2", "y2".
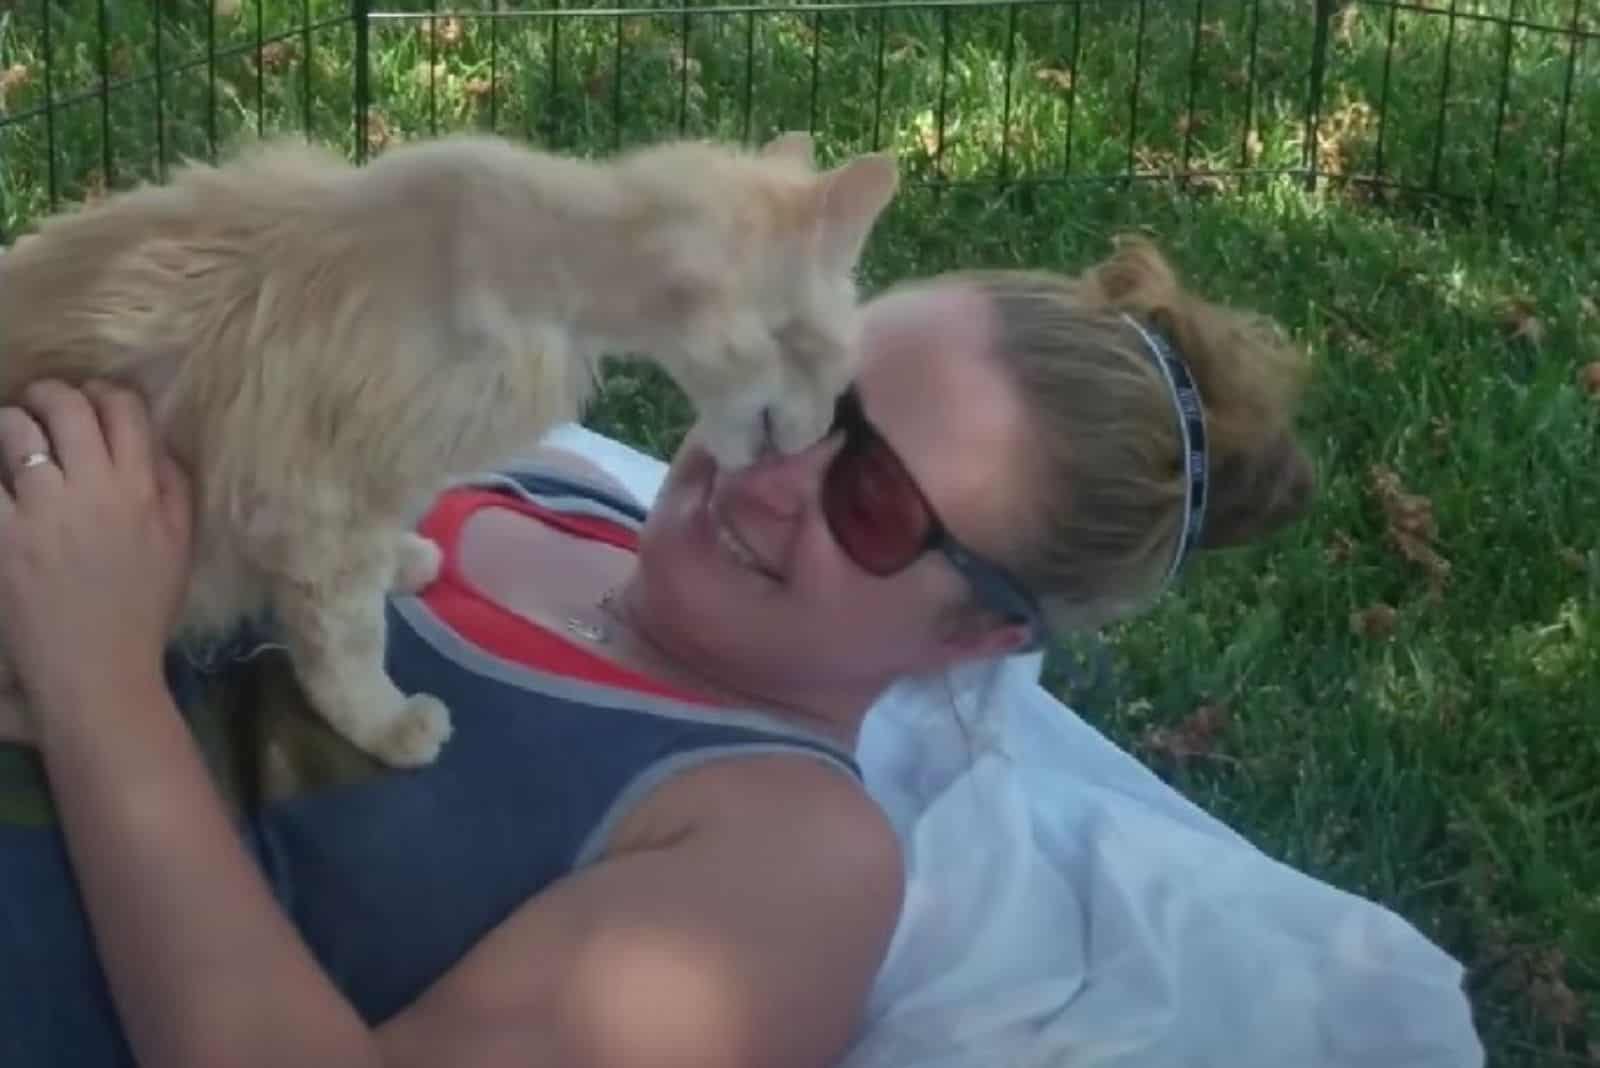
[{"x1": 0, "y1": 1, "x2": 1594, "y2": 241}]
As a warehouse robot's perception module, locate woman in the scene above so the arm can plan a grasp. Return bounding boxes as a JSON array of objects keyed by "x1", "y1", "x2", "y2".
[{"x1": 0, "y1": 237, "x2": 1313, "y2": 1068}]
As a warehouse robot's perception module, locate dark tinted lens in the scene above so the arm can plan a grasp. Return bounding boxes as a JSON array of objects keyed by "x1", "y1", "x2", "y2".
[{"x1": 822, "y1": 437, "x2": 934, "y2": 574}]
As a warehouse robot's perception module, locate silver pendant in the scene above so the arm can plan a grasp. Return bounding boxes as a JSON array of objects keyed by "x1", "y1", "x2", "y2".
[{"x1": 563, "y1": 616, "x2": 608, "y2": 643}]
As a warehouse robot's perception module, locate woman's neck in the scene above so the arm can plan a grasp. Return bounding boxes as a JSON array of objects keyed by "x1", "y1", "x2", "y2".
[
  {"x1": 605, "y1": 579, "x2": 876, "y2": 752},
  {"x1": 454, "y1": 506, "x2": 871, "y2": 749}
]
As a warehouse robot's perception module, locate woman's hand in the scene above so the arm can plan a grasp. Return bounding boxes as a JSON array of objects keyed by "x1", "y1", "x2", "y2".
[
  {"x1": 0, "y1": 379, "x2": 193, "y2": 716},
  {"x1": 0, "y1": 388, "x2": 382, "y2": 1068}
]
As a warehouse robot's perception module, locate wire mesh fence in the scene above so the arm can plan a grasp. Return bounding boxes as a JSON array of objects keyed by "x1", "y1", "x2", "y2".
[{"x1": 0, "y1": 1, "x2": 1595, "y2": 241}]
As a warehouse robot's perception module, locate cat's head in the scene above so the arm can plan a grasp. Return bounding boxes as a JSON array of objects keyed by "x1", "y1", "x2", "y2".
[{"x1": 618, "y1": 132, "x2": 900, "y2": 469}]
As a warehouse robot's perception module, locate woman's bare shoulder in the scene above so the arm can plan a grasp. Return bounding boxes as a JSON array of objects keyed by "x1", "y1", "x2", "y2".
[
  {"x1": 607, "y1": 745, "x2": 903, "y2": 921},
  {"x1": 375, "y1": 749, "x2": 904, "y2": 1068}
]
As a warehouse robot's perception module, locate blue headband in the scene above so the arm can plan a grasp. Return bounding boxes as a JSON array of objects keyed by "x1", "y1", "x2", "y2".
[{"x1": 1121, "y1": 314, "x2": 1210, "y2": 587}]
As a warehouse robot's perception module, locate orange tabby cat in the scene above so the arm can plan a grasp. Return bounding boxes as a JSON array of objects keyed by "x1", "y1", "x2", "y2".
[{"x1": 0, "y1": 130, "x2": 899, "y2": 766}]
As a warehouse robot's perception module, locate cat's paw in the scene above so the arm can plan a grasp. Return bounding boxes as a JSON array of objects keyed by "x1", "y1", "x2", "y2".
[
  {"x1": 391, "y1": 533, "x2": 443, "y2": 594},
  {"x1": 369, "y1": 693, "x2": 453, "y2": 767}
]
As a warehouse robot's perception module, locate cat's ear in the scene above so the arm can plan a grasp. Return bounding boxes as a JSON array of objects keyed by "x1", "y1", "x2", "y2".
[
  {"x1": 814, "y1": 152, "x2": 899, "y2": 270},
  {"x1": 760, "y1": 131, "x2": 815, "y2": 167}
]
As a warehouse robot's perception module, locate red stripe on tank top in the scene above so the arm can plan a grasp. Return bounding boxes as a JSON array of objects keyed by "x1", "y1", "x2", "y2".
[{"x1": 411, "y1": 486, "x2": 718, "y2": 706}]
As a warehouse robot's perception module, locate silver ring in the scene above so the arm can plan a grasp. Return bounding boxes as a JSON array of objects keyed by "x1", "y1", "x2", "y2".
[{"x1": 17, "y1": 451, "x2": 53, "y2": 470}]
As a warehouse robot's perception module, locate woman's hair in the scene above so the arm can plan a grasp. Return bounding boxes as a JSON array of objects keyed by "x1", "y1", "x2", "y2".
[{"x1": 950, "y1": 235, "x2": 1316, "y2": 634}]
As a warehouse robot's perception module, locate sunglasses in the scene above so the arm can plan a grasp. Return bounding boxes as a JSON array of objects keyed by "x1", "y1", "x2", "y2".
[{"x1": 819, "y1": 386, "x2": 1048, "y2": 648}]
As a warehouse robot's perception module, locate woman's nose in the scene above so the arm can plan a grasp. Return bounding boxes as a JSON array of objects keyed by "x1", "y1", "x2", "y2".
[{"x1": 719, "y1": 432, "x2": 844, "y2": 520}]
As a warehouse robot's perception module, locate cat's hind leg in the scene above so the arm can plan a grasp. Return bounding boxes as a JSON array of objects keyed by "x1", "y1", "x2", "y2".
[{"x1": 266, "y1": 531, "x2": 452, "y2": 768}]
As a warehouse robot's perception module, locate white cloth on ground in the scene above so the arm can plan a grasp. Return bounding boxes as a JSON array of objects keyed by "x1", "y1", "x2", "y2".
[{"x1": 542, "y1": 422, "x2": 1484, "y2": 1068}]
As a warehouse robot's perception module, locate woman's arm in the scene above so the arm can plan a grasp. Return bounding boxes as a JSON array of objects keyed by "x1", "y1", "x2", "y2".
[
  {"x1": 375, "y1": 755, "x2": 904, "y2": 1068},
  {"x1": 0, "y1": 380, "x2": 382, "y2": 1068},
  {"x1": 32, "y1": 665, "x2": 383, "y2": 1068},
  {"x1": 0, "y1": 380, "x2": 904, "y2": 1068},
  {"x1": 43, "y1": 665, "x2": 899, "y2": 1068}
]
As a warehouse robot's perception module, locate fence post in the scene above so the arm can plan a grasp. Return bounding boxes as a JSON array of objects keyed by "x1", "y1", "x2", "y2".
[
  {"x1": 1302, "y1": 0, "x2": 1335, "y2": 192},
  {"x1": 353, "y1": 0, "x2": 371, "y2": 163}
]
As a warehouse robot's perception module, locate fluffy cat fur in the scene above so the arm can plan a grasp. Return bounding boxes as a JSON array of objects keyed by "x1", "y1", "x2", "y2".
[{"x1": 0, "y1": 129, "x2": 899, "y2": 766}]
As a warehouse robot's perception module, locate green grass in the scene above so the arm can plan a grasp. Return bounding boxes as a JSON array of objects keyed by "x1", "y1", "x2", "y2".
[{"x1": 3, "y1": 1, "x2": 1599, "y2": 1063}]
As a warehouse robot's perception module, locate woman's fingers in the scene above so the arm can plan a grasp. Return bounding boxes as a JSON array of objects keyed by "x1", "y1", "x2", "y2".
[
  {"x1": 18, "y1": 379, "x2": 111, "y2": 479},
  {"x1": 0, "y1": 404, "x2": 62, "y2": 503},
  {"x1": 0, "y1": 382, "x2": 193, "y2": 711},
  {"x1": 152, "y1": 451, "x2": 194, "y2": 540},
  {"x1": 82, "y1": 379, "x2": 158, "y2": 478}
]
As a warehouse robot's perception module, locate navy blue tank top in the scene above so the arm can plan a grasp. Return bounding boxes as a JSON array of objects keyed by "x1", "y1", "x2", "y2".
[{"x1": 0, "y1": 464, "x2": 861, "y2": 1067}]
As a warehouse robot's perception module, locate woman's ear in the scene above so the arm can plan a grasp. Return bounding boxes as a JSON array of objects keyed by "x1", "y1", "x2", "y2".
[{"x1": 931, "y1": 606, "x2": 1034, "y2": 667}]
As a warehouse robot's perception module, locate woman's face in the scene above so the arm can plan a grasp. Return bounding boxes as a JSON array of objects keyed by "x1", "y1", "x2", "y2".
[{"x1": 626, "y1": 278, "x2": 1035, "y2": 712}]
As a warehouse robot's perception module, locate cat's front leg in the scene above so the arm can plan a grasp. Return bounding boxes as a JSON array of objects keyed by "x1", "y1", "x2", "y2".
[
  {"x1": 391, "y1": 532, "x2": 442, "y2": 595},
  {"x1": 267, "y1": 534, "x2": 452, "y2": 768}
]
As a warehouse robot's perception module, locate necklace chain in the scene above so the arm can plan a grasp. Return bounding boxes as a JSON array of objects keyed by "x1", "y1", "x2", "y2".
[{"x1": 563, "y1": 588, "x2": 618, "y2": 644}]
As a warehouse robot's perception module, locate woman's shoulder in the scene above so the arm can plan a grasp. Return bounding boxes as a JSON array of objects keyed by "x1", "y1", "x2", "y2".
[
  {"x1": 606, "y1": 741, "x2": 903, "y2": 889},
  {"x1": 372, "y1": 739, "x2": 904, "y2": 1068}
]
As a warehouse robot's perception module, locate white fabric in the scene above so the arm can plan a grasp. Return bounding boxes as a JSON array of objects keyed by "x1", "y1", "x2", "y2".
[{"x1": 543, "y1": 422, "x2": 1485, "y2": 1068}]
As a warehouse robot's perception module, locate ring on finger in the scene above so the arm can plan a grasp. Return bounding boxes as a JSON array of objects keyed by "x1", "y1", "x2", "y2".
[{"x1": 15, "y1": 450, "x2": 54, "y2": 471}]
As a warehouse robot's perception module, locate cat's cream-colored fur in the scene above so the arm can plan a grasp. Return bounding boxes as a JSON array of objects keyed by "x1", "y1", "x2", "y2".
[{"x1": 0, "y1": 130, "x2": 899, "y2": 766}]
